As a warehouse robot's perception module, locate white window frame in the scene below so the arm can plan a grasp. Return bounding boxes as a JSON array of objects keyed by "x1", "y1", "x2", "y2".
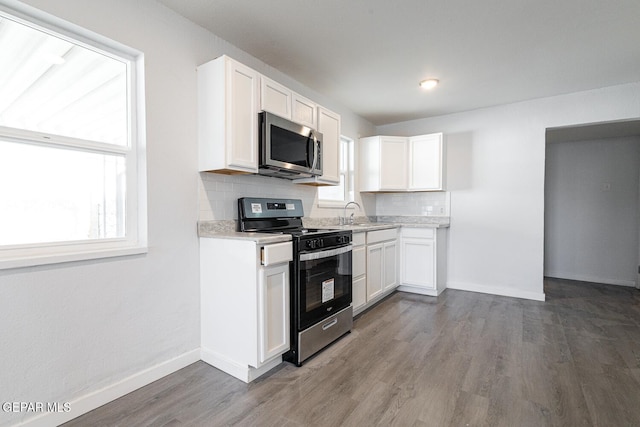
[
  {"x1": 318, "y1": 135, "x2": 355, "y2": 207},
  {"x1": 0, "y1": 3, "x2": 147, "y2": 270}
]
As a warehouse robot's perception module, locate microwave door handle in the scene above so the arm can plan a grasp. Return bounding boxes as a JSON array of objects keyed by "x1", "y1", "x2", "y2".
[
  {"x1": 305, "y1": 134, "x2": 313, "y2": 168},
  {"x1": 310, "y1": 131, "x2": 319, "y2": 172}
]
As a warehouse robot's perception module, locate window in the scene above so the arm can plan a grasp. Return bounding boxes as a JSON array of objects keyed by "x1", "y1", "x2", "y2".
[
  {"x1": 0, "y1": 6, "x2": 146, "y2": 269},
  {"x1": 318, "y1": 136, "x2": 354, "y2": 205}
]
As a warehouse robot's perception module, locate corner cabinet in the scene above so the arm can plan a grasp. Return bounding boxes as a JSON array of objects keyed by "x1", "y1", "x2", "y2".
[
  {"x1": 359, "y1": 133, "x2": 445, "y2": 192},
  {"x1": 399, "y1": 228, "x2": 448, "y2": 296},
  {"x1": 200, "y1": 238, "x2": 292, "y2": 383},
  {"x1": 197, "y1": 55, "x2": 259, "y2": 174}
]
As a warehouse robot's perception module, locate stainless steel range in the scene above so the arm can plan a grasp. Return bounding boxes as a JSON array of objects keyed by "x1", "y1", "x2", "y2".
[{"x1": 238, "y1": 197, "x2": 353, "y2": 366}]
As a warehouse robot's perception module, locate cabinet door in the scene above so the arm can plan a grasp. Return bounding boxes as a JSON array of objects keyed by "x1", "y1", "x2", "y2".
[
  {"x1": 383, "y1": 240, "x2": 398, "y2": 291},
  {"x1": 366, "y1": 243, "x2": 384, "y2": 300},
  {"x1": 353, "y1": 275, "x2": 367, "y2": 311},
  {"x1": 409, "y1": 133, "x2": 443, "y2": 190},
  {"x1": 316, "y1": 107, "x2": 341, "y2": 184},
  {"x1": 260, "y1": 76, "x2": 292, "y2": 119},
  {"x1": 292, "y1": 93, "x2": 317, "y2": 129},
  {"x1": 228, "y1": 59, "x2": 260, "y2": 171},
  {"x1": 379, "y1": 137, "x2": 408, "y2": 190},
  {"x1": 352, "y1": 245, "x2": 366, "y2": 278},
  {"x1": 258, "y1": 263, "x2": 290, "y2": 364},
  {"x1": 401, "y1": 238, "x2": 435, "y2": 289}
]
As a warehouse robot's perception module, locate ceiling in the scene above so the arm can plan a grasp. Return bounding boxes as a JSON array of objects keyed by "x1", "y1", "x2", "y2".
[{"x1": 157, "y1": 0, "x2": 640, "y2": 126}]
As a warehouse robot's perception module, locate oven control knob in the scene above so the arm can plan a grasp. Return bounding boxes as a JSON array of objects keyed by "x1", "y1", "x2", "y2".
[
  {"x1": 318, "y1": 238, "x2": 324, "y2": 248},
  {"x1": 306, "y1": 240, "x2": 316, "y2": 249}
]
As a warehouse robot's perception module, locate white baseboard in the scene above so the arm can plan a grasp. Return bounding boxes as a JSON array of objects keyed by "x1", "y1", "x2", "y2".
[
  {"x1": 447, "y1": 281, "x2": 546, "y2": 301},
  {"x1": 397, "y1": 285, "x2": 442, "y2": 297},
  {"x1": 17, "y1": 349, "x2": 200, "y2": 427},
  {"x1": 200, "y1": 347, "x2": 283, "y2": 383},
  {"x1": 544, "y1": 272, "x2": 637, "y2": 288}
]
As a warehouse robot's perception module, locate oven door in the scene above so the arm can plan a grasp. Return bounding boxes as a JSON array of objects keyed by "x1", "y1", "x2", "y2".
[{"x1": 298, "y1": 244, "x2": 352, "y2": 331}]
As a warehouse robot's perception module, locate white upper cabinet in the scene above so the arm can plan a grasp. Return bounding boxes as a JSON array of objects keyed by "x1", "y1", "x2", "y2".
[
  {"x1": 380, "y1": 136, "x2": 409, "y2": 190},
  {"x1": 198, "y1": 55, "x2": 340, "y2": 183},
  {"x1": 359, "y1": 133, "x2": 444, "y2": 192},
  {"x1": 409, "y1": 133, "x2": 445, "y2": 191},
  {"x1": 198, "y1": 55, "x2": 259, "y2": 174},
  {"x1": 292, "y1": 93, "x2": 317, "y2": 129},
  {"x1": 261, "y1": 77, "x2": 318, "y2": 129},
  {"x1": 294, "y1": 106, "x2": 341, "y2": 186},
  {"x1": 260, "y1": 76, "x2": 292, "y2": 119}
]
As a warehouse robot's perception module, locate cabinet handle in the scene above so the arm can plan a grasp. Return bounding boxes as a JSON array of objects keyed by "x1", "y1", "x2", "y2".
[{"x1": 322, "y1": 318, "x2": 338, "y2": 330}]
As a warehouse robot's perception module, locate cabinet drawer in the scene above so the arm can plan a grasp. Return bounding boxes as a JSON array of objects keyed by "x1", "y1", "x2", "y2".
[
  {"x1": 352, "y1": 232, "x2": 366, "y2": 247},
  {"x1": 367, "y1": 228, "x2": 398, "y2": 244},
  {"x1": 401, "y1": 228, "x2": 435, "y2": 239},
  {"x1": 261, "y1": 242, "x2": 293, "y2": 266}
]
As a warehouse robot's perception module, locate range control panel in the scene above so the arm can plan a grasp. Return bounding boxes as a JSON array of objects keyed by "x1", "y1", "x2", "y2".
[{"x1": 303, "y1": 233, "x2": 351, "y2": 250}]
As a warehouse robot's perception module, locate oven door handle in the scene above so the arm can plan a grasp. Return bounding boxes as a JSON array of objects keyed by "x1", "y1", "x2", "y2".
[{"x1": 299, "y1": 244, "x2": 352, "y2": 261}]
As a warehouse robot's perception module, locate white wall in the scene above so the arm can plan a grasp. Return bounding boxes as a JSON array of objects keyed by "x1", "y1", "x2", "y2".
[
  {"x1": 0, "y1": 0, "x2": 372, "y2": 426},
  {"x1": 545, "y1": 136, "x2": 640, "y2": 286},
  {"x1": 376, "y1": 82, "x2": 640, "y2": 301}
]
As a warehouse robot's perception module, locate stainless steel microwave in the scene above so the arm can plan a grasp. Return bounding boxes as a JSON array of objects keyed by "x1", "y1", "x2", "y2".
[{"x1": 258, "y1": 111, "x2": 323, "y2": 179}]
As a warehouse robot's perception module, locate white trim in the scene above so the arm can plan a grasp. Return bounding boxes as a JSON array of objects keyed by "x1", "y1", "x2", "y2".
[
  {"x1": 15, "y1": 349, "x2": 200, "y2": 427},
  {"x1": 397, "y1": 285, "x2": 443, "y2": 297},
  {"x1": 200, "y1": 347, "x2": 283, "y2": 383},
  {"x1": 317, "y1": 136, "x2": 354, "y2": 205},
  {"x1": 0, "y1": 245, "x2": 148, "y2": 270},
  {"x1": 544, "y1": 272, "x2": 637, "y2": 288},
  {"x1": 447, "y1": 281, "x2": 546, "y2": 301}
]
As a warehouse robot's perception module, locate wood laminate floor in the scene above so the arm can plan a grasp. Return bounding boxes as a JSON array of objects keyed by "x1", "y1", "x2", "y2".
[{"x1": 64, "y1": 278, "x2": 640, "y2": 426}]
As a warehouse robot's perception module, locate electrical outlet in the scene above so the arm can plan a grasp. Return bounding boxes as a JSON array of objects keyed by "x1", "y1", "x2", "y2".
[{"x1": 438, "y1": 207, "x2": 445, "y2": 214}]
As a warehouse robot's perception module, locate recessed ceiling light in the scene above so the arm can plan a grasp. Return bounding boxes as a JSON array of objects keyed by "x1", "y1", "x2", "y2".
[{"x1": 419, "y1": 79, "x2": 439, "y2": 90}]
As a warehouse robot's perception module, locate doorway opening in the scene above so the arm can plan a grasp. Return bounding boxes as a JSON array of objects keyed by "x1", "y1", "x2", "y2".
[{"x1": 544, "y1": 119, "x2": 640, "y2": 290}]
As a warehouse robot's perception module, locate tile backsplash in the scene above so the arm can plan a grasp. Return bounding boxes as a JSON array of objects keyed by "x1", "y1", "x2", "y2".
[
  {"x1": 199, "y1": 172, "x2": 316, "y2": 220},
  {"x1": 375, "y1": 192, "x2": 450, "y2": 217},
  {"x1": 199, "y1": 172, "x2": 451, "y2": 221}
]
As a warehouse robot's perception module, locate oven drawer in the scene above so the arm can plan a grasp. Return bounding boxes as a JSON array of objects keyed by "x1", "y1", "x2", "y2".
[
  {"x1": 297, "y1": 306, "x2": 352, "y2": 364},
  {"x1": 261, "y1": 242, "x2": 293, "y2": 266}
]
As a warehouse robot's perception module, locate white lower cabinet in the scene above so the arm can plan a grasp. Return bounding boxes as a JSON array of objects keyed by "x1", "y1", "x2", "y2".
[
  {"x1": 258, "y1": 263, "x2": 290, "y2": 364},
  {"x1": 365, "y1": 228, "x2": 398, "y2": 306},
  {"x1": 366, "y1": 243, "x2": 384, "y2": 301},
  {"x1": 200, "y1": 238, "x2": 292, "y2": 383},
  {"x1": 351, "y1": 232, "x2": 367, "y2": 312},
  {"x1": 399, "y1": 227, "x2": 448, "y2": 296},
  {"x1": 383, "y1": 240, "x2": 398, "y2": 292},
  {"x1": 351, "y1": 226, "x2": 447, "y2": 316}
]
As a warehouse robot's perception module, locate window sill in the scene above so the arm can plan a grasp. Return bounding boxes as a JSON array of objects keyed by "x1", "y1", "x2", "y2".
[
  {"x1": 0, "y1": 245, "x2": 148, "y2": 270},
  {"x1": 317, "y1": 201, "x2": 348, "y2": 209}
]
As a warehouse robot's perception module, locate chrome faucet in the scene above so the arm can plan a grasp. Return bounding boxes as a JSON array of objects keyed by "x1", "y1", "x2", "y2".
[{"x1": 342, "y1": 201, "x2": 361, "y2": 225}]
